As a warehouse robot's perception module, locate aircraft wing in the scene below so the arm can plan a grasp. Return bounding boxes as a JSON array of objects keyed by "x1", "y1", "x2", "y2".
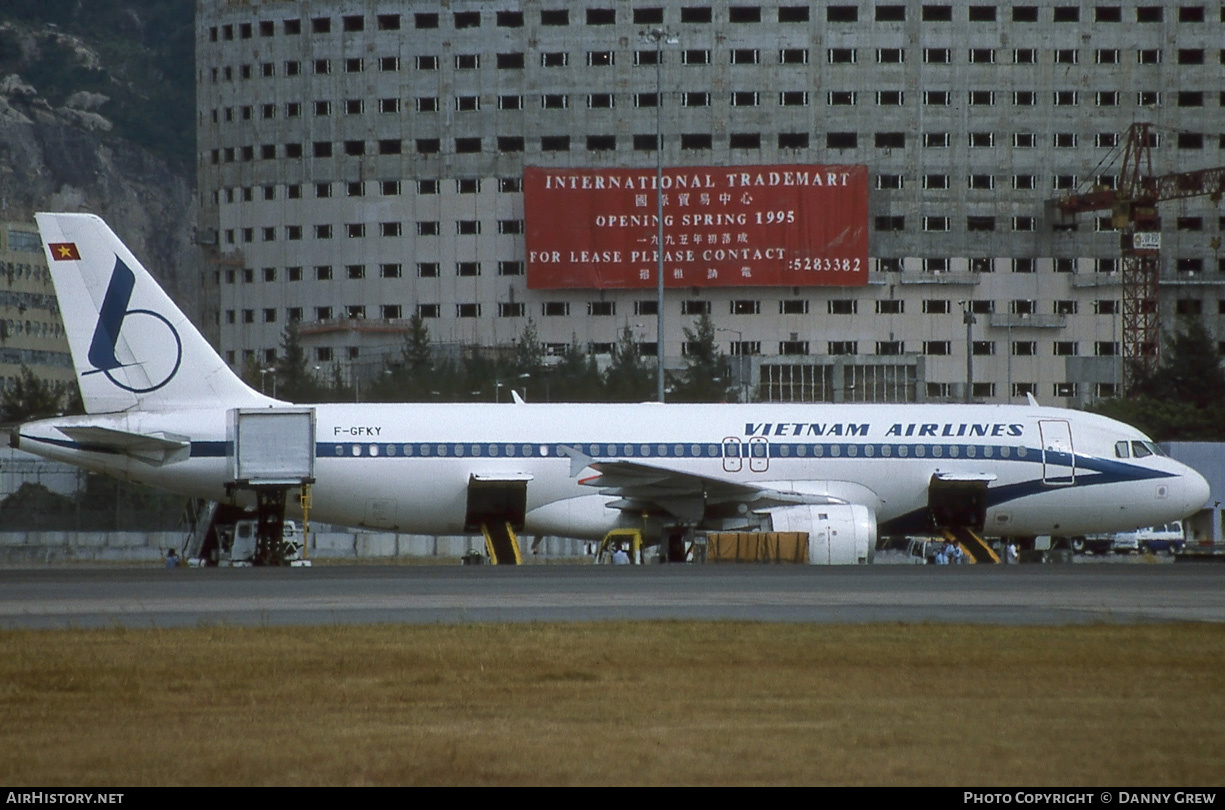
[
  {"x1": 56, "y1": 426, "x2": 190, "y2": 466},
  {"x1": 562, "y1": 448, "x2": 847, "y2": 522}
]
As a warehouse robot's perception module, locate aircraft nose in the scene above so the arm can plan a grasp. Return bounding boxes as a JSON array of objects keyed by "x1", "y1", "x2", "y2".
[{"x1": 1182, "y1": 466, "x2": 1211, "y2": 514}]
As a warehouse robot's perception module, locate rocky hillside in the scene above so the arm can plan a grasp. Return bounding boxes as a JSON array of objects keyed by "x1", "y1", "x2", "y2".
[{"x1": 0, "y1": 2, "x2": 200, "y2": 314}]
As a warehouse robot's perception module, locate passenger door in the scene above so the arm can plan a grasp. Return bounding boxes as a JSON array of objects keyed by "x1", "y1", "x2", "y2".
[{"x1": 1039, "y1": 419, "x2": 1075, "y2": 485}]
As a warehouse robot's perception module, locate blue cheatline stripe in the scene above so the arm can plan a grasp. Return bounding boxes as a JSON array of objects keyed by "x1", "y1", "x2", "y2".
[
  {"x1": 24, "y1": 433, "x2": 1177, "y2": 530},
  {"x1": 44, "y1": 435, "x2": 1173, "y2": 494},
  {"x1": 184, "y1": 438, "x2": 1174, "y2": 483},
  {"x1": 880, "y1": 461, "x2": 1178, "y2": 535}
]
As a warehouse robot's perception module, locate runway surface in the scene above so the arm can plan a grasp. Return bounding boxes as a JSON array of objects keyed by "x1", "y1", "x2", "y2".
[{"x1": 1, "y1": 563, "x2": 1222, "y2": 628}]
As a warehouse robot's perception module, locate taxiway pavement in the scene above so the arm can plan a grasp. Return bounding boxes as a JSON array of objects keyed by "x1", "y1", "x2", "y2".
[{"x1": 1, "y1": 563, "x2": 1222, "y2": 628}]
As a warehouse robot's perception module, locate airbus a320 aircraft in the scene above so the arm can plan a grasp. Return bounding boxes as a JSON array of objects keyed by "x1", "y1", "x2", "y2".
[{"x1": 13, "y1": 213, "x2": 1211, "y2": 563}]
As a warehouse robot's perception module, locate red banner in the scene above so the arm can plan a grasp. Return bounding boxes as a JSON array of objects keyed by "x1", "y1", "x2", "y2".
[{"x1": 524, "y1": 165, "x2": 868, "y2": 289}]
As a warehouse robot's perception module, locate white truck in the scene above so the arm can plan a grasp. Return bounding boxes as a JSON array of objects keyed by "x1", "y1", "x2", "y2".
[
  {"x1": 217, "y1": 519, "x2": 302, "y2": 565},
  {"x1": 1111, "y1": 522, "x2": 1185, "y2": 555}
]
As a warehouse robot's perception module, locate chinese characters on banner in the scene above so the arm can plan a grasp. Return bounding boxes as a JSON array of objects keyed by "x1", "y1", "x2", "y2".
[{"x1": 524, "y1": 165, "x2": 868, "y2": 290}]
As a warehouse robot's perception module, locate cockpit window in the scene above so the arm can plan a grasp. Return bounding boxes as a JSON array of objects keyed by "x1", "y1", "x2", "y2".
[
  {"x1": 1131, "y1": 441, "x2": 1152, "y2": 458},
  {"x1": 1115, "y1": 441, "x2": 1130, "y2": 458}
]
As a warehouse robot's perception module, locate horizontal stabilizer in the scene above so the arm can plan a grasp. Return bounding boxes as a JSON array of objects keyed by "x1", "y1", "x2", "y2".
[{"x1": 57, "y1": 425, "x2": 190, "y2": 466}]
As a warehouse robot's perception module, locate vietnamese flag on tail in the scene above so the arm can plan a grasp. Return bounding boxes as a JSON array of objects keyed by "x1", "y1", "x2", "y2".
[{"x1": 49, "y1": 243, "x2": 81, "y2": 261}]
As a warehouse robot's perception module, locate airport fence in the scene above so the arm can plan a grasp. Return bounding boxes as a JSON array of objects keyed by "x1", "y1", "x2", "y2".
[{"x1": 0, "y1": 458, "x2": 186, "y2": 531}]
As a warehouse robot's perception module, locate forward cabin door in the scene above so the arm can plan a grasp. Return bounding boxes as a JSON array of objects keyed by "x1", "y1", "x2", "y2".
[{"x1": 1038, "y1": 419, "x2": 1075, "y2": 485}]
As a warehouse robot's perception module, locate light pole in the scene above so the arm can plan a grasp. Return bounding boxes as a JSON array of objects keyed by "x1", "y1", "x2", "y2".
[
  {"x1": 259, "y1": 367, "x2": 276, "y2": 398},
  {"x1": 717, "y1": 327, "x2": 748, "y2": 402},
  {"x1": 643, "y1": 27, "x2": 677, "y2": 404}
]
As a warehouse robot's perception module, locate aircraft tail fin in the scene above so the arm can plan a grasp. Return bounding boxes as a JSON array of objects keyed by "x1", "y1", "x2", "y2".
[{"x1": 35, "y1": 212, "x2": 275, "y2": 414}]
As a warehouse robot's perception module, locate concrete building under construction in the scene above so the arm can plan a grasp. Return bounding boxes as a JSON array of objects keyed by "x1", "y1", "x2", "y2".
[
  {"x1": 0, "y1": 220, "x2": 73, "y2": 399},
  {"x1": 195, "y1": 0, "x2": 1225, "y2": 404}
]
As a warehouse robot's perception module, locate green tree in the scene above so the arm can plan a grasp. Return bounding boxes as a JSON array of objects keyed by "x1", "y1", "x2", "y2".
[
  {"x1": 548, "y1": 337, "x2": 605, "y2": 402},
  {"x1": 0, "y1": 366, "x2": 65, "y2": 422},
  {"x1": 1091, "y1": 318, "x2": 1225, "y2": 440},
  {"x1": 1129, "y1": 317, "x2": 1225, "y2": 408},
  {"x1": 274, "y1": 322, "x2": 327, "y2": 403},
  {"x1": 76, "y1": 474, "x2": 186, "y2": 531},
  {"x1": 327, "y1": 363, "x2": 353, "y2": 403},
  {"x1": 434, "y1": 349, "x2": 495, "y2": 402},
  {"x1": 62, "y1": 384, "x2": 84, "y2": 416},
  {"x1": 239, "y1": 355, "x2": 268, "y2": 395},
  {"x1": 672, "y1": 313, "x2": 733, "y2": 402},
  {"x1": 603, "y1": 324, "x2": 654, "y2": 402},
  {"x1": 0, "y1": 482, "x2": 77, "y2": 530},
  {"x1": 402, "y1": 312, "x2": 434, "y2": 381},
  {"x1": 512, "y1": 319, "x2": 545, "y2": 382},
  {"x1": 433, "y1": 355, "x2": 470, "y2": 401},
  {"x1": 365, "y1": 313, "x2": 435, "y2": 402}
]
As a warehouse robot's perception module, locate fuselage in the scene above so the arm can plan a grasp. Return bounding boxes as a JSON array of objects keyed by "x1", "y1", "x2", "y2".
[
  {"x1": 17, "y1": 401, "x2": 1210, "y2": 541},
  {"x1": 27, "y1": 212, "x2": 1210, "y2": 556}
]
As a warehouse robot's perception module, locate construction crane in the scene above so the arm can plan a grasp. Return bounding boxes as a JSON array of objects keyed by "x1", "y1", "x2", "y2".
[{"x1": 1052, "y1": 123, "x2": 1225, "y2": 392}]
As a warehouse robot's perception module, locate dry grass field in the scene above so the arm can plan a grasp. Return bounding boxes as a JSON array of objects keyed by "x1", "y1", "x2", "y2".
[{"x1": 1, "y1": 622, "x2": 1222, "y2": 786}]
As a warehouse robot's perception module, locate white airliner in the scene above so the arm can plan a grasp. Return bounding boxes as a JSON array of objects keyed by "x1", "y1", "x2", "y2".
[{"x1": 12, "y1": 213, "x2": 1211, "y2": 563}]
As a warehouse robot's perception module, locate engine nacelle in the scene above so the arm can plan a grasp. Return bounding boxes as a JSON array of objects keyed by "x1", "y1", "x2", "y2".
[{"x1": 763, "y1": 504, "x2": 876, "y2": 564}]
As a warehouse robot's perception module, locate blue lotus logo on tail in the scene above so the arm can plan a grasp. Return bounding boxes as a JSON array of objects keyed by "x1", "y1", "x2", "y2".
[{"x1": 84, "y1": 257, "x2": 182, "y2": 393}]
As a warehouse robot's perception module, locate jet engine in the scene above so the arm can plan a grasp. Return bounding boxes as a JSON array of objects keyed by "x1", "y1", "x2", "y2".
[{"x1": 763, "y1": 503, "x2": 876, "y2": 564}]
